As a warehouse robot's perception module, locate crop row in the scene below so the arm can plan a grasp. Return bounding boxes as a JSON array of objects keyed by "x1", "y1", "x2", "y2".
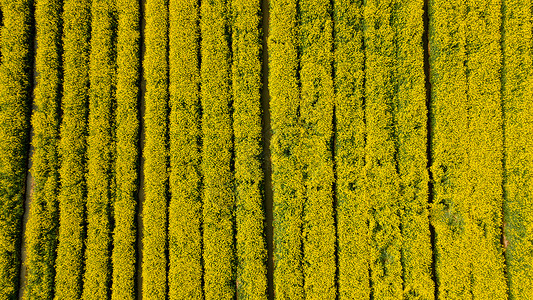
[
  {"x1": 142, "y1": 0, "x2": 169, "y2": 298},
  {"x1": 0, "y1": 0, "x2": 33, "y2": 298},
  {"x1": 429, "y1": 0, "x2": 507, "y2": 298},
  {"x1": 112, "y1": 0, "x2": 140, "y2": 298},
  {"x1": 53, "y1": 0, "x2": 91, "y2": 298},
  {"x1": 167, "y1": 0, "x2": 202, "y2": 299},
  {"x1": 299, "y1": 0, "x2": 336, "y2": 298},
  {"x1": 22, "y1": 0, "x2": 61, "y2": 298},
  {"x1": 200, "y1": 0, "x2": 235, "y2": 298},
  {"x1": 83, "y1": 0, "x2": 116, "y2": 298},
  {"x1": 333, "y1": 0, "x2": 369, "y2": 298},
  {"x1": 501, "y1": 0, "x2": 533, "y2": 298},
  {"x1": 232, "y1": 0, "x2": 268, "y2": 299},
  {"x1": 269, "y1": 0, "x2": 304, "y2": 298},
  {"x1": 395, "y1": 0, "x2": 434, "y2": 298}
]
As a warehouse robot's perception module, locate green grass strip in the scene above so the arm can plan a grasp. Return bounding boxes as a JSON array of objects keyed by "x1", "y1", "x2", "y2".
[
  {"x1": 269, "y1": 0, "x2": 304, "y2": 298},
  {"x1": 363, "y1": 0, "x2": 403, "y2": 298},
  {"x1": 232, "y1": 0, "x2": 268, "y2": 298},
  {"x1": 465, "y1": 0, "x2": 507, "y2": 298},
  {"x1": 0, "y1": 0, "x2": 32, "y2": 298},
  {"x1": 299, "y1": 0, "x2": 336, "y2": 298},
  {"x1": 143, "y1": 0, "x2": 169, "y2": 297},
  {"x1": 200, "y1": 0, "x2": 235, "y2": 298},
  {"x1": 83, "y1": 0, "x2": 116, "y2": 298},
  {"x1": 395, "y1": 0, "x2": 434, "y2": 298},
  {"x1": 22, "y1": 0, "x2": 61, "y2": 298},
  {"x1": 502, "y1": 0, "x2": 533, "y2": 298},
  {"x1": 54, "y1": 0, "x2": 91, "y2": 298},
  {"x1": 334, "y1": 0, "x2": 369, "y2": 299},
  {"x1": 168, "y1": 0, "x2": 202, "y2": 298},
  {"x1": 112, "y1": 0, "x2": 140, "y2": 298}
]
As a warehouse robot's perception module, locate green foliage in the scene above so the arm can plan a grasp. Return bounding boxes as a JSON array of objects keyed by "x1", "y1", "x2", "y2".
[
  {"x1": 53, "y1": 0, "x2": 91, "y2": 298},
  {"x1": 111, "y1": 0, "x2": 139, "y2": 298},
  {"x1": 231, "y1": 0, "x2": 267, "y2": 298},
  {"x1": 430, "y1": 0, "x2": 507, "y2": 298},
  {"x1": 200, "y1": 0, "x2": 235, "y2": 298},
  {"x1": 501, "y1": 0, "x2": 533, "y2": 298},
  {"x1": 0, "y1": 0, "x2": 32, "y2": 298},
  {"x1": 168, "y1": 0, "x2": 202, "y2": 298},
  {"x1": 83, "y1": 0, "x2": 116, "y2": 298},
  {"x1": 333, "y1": 0, "x2": 369, "y2": 298},
  {"x1": 395, "y1": 0, "x2": 434, "y2": 298},
  {"x1": 269, "y1": 0, "x2": 304, "y2": 298},
  {"x1": 22, "y1": 0, "x2": 61, "y2": 298},
  {"x1": 299, "y1": 0, "x2": 336, "y2": 298},
  {"x1": 142, "y1": 0, "x2": 169, "y2": 298},
  {"x1": 363, "y1": 0, "x2": 403, "y2": 298}
]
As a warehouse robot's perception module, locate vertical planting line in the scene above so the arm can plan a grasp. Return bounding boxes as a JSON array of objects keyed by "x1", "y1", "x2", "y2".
[
  {"x1": 268, "y1": 0, "x2": 304, "y2": 298},
  {"x1": 465, "y1": 0, "x2": 507, "y2": 297},
  {"x1": 200, "y1": 0, "x2": 235, "y2": 298},
  {"x1": 168, "y1": 0, "x2": 203, "y2": 298},
  {"x1": 0, "y1": 0, "x2": 33, "y2": 298},
  {"x1": 299, "y1": 0, "x2": 336, "y2": 298},
  {"x1": 112, "y1": 0, "x2": 141, "y2": 298},
  {"x1": 500, "y1": 0, "x2": 533, "y2": 298},
  {"x1": 136, "y1": 0, "x2": 146, "y2": 297},
  {"x1": 54, "y1": 0, "x2": 91, "y2": 297},
  {"x1": 363, "y1": 0, "x2": 403, "y2": 297},
  {"x1": 422, "y1": 0, "x2": 437, "y2": 298},
  {"x1": 395, "y1": 0, "x2": 434, "y2": 298},
  {"x1": 260, "y1": 0, "x2": 274, "y2": 299},
  {"x1": 83, "y1": 0, "x2": 116, "y2": 297},
  {"x1": 333, "y1": 0, "x2": 368, "y2": 298},
  {"x1": 18, "y1": 3, "x2": 37, "y2": 296},
  {"x1": 142, "y1": 0, "x2": 169, "y2": 297},
  {"x1": 232, "y1": 0, "x2": 268, "y2": 298},
  {"x1": 22, "y1": 0, "x2": 63, "y2": 298}
]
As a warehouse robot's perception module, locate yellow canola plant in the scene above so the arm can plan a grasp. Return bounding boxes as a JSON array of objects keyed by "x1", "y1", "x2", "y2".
[
  {"x1": 168, "y1": 0, "x2": 203, "y2": 299},
  {"x1": 430, "y1": 0, "x2": 507, "y2": 298},
  {"x1": 0, "y1": 0, "x2": 32, "y2": 298},
  {"x1": 502, "y1": 0, "x2": 533, "y2": 299},
  {"x1": 54, "y1": 0, "x2": 91, "y2": 298},
  {"x1": 111, "y1": 0, "x2": 140, "y2": 298},
  {"x1": 83, "y1": 0, "x2": 116, "y2": 298},
  {"x1": 334, "y1": 0, "x2": 369, "y2": 298},
  {"x1": 201, "y1": 0, "x2": 235, "y2": 298},
  {"x1": 23, "y1": 0, "x2": 61, "y2": 298},
  {"x1": 232, "y1": 0, "x2": 268, "y2": 299},
  {"x1": 142, "y1": 0, "x2": 169, "y2": 298},
  {"x1": 269, "y1": 0, "x2": 305, "y2": 298}
]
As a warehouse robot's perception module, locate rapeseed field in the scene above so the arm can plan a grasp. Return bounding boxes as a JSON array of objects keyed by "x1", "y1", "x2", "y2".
[{"x1": 0, "y1": 0, "x2": 530, "y2": 299}]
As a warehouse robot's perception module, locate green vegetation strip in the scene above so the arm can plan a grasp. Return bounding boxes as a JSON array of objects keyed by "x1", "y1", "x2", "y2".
[
  {"x1": 333, "y1": 0, "x2": 369, "y2": 298},
  {"x1": 395, "y1": 0, "x2": 434, "y2": 298},
  {"x1": 502, "y1": 0, "x2": 533, "y2": 298},
  {"x1": 54, "y1": 0, "x2": 91, "y2": 298},
  {"x1": 83, "y1": 0, "x2": 116, "y2": 298},
  {"x1": 232, "y1": 0, "x2": 268, "y2": 298},
  {"x1": 430, "y1": 0, "x2": 507, "y2": 298},
  {"x1": 168, "y1": 0, "x2": 202, "y2": 298},
  {"x1": 22, "y1": 0, "x2": 61, "y2": 297},
  {"x1": 112, "y1": 0, "x2": 140, "y2": 298},
  {"x1": 299, "y1": 0, "x2": 336, "y2": 298},
  {"x1": 363, "y1": 0, "x2": 403, "y2": 298},
  {"x1": 201, "y1": 0, "x2": 235, "y2": 298},
  {"x1": 143, "y1": 0, "x2": 169, "y2": 297},
  {"x1": 269, "y1": 0, "x2": 304, "y2": 298},
  {"x1": 0, "y1": 0, "x2": 32, "y2": 298}
]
